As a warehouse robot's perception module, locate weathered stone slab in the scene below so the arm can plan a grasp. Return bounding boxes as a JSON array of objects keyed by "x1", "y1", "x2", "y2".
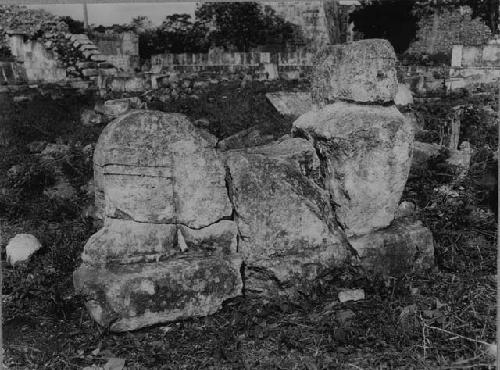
[
  {"x1": 94, "y1": 110, "x2": 232, "y2": 229},
  {"x1": 311, "y1": 39, "x2": 398, "y2": 104},
  {"x1": 81, "y1": 219, "x2": 238, "y2": 266},
  {"x1": 266, "y1": 91, "x2": 313, "y2": 118},
  {"x1": 73, "y1": 255, "x2": 243, "y2": 332},
  {"x1": 225, "y1": 138, "x2": 353, "y2": 297},
  {"x1": 292, "y1": 102, "x2": 414, "y2": 236},
  {"x1": 348, "y1": 219, "x2": 434, "y2": 275}
]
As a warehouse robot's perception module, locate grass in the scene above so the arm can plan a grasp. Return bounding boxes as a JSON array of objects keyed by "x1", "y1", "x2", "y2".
[{"x1": 1, "y1": 82, "x2": 497, "y2": 369}]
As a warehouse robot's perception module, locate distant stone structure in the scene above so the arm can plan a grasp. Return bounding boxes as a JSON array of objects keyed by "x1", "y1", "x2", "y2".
[
  {"x1": 90, "y1": 31, "x2": 139, "y2": 72},
  {"x1": 264, "y1": 0, "x2": 362, "y2": 48},
  {"x1": 408, "y1": 6, "x2": 492, "y2": 56}
]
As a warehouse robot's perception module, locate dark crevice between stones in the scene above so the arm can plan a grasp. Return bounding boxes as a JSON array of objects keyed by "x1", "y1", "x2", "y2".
[
  {"x1": 223, "y1": 162, "x2": 248, "y2": 296},
  {"x1": 240, "y1": 261, "x2": 246, "y2": 297},
  {"x1": 313, "y1": 95, "x2": 396, "y2": 107},
  {"x1": 106, "y1": 215, "x2": 233, "y2": 231},
  {"x1": 244, "y1": 265, "x2": 285, "y2": 296},
  {"x1": 292, "y1": 129, "x2": 359, "y2": 260}
]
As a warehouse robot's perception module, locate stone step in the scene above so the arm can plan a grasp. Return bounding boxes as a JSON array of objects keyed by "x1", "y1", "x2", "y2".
[
  {"x1": 83, "y1": 49, "x2": 100, "y2": 59},
  {"x1": 79, "y1": 44, "x2": 98, "y2": 52},
  {"x1": 81, "y1": 68, "x2": 99, "y2": 77},
  {"x1": 76, "y1": 61, "x2": 97, "y2": 69},
  {"x1": 90, "y1": 54, "x2": 106, "y2": 62}
]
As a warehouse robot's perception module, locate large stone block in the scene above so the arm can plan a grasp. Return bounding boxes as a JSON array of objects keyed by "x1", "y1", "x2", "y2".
[
  {"x1": 74, "y1": 255, "x2": 243, "y2": 332},
  {"x1": 292, "y1": 102, "x2": 414, "y2": 236},
  {"x1": 94, "y1": 110, "x2": 232, "y2": 228},
  {"x1": 225, "y1": 138, "x2": 353, "y2": 296},
  {"x1": 266, "y1": 91, "x2": 313, "y2": 118},
  {"x1": 81, "y1": 219, "x2": 238, "y2": 266},
  {"x1": 311, "y1": 39, "x2": 398, "y2": 104}
]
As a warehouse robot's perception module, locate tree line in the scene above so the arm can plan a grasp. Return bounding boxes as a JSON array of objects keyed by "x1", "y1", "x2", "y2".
[{"x1": 59, "y1": 0, "x2": 499, "y2": 60}]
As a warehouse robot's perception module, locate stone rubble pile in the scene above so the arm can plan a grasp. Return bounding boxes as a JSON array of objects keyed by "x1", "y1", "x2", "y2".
[
  {"x1": 74, "y1": 39, "x2": 435, "y2": 332},
  {"x1": 0, "y1": 5, "x2": 67, "y2": 41},
  {"x1": 40, "y1": 33, "x2": 117, "y2": 82}
]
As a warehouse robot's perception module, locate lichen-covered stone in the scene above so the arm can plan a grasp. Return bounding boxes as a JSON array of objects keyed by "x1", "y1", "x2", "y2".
[
  {"x1": 266, "y1": 91, "x2": 313, "y2": 118},
  {"x1": 225, "y1": 138, "x2": 353, "y2": 297},
  {"x1": 81, "y1": 219, "x2": 238, "y2": 266},
  {"x1": 94, "y1": 110, "x2": 232, "y2": 228},
  {"x1": 292, "y1": 102, "x2": 414, "y2": 236},
  {"x1": 311, "y1": 39, "x2": 398, "y2": 104},
  {"x1": 74, "y1": 256, "x2": 243, "y2": 332}
]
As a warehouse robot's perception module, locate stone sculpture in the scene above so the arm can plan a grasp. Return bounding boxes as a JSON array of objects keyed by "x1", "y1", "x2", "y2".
[{"x1": 75, "y1": 39, "x2": 434, "y2": 331}]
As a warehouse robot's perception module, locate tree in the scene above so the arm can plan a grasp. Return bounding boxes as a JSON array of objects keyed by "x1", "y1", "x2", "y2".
[
  {"x1": 350, "y1": 0, "x2": 418, "y2": 54},
  {"x1": 137, "y1": 14, "x2": 209, "y2": 60},
  {"x1": 60, "y1": 16, "x2": 84, "y2": 34},
  {"x1": 414, "y1": 0, "x2": 499, "y2": 33},
  {"x1": 195, "y1": 2, "x2": 303, "y2": 51},
  {"x1": 129, "y1": 15, "x2": 154, "y2": 34}
]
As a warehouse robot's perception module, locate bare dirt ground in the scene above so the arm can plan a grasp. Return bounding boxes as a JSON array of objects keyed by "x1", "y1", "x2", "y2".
[{"x1": 1, "y1": 81, "x2": 497, "y2": 369}]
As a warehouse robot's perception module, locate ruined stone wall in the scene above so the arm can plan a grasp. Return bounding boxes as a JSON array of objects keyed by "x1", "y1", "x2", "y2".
[
  {"x1": 90, "y1": 32, "x2": 139, "y2": 56},
  {"x1": 408, "y1": 7, "x2": 492, "y2": 56},
  {"x1": 264, "y1": 1, "x2": 329, "y2": 49},
  {"x1": 151, "y1": 49, "x2": 313, "y2": 74},
  {"x1": 448, "y1": 41, "x2": 500, "y2": 90},
  {"x1": 7, "y1": 34, "x2": 65, "y2": 82},
  {"x1": 397, "y1": 64, "x2": 450, "y2": 95},
  {"x1": 0, "y1": 60, "x2": 26, "y2": 84}
]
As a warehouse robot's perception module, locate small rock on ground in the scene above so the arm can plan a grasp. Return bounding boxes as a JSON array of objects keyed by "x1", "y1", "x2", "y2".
[
  {"x1": 338, "y1": 289, "x2": 365, "y2": 303},
  {"x1": 6, "y1": 234, "x2": 42, "y2": 266}
]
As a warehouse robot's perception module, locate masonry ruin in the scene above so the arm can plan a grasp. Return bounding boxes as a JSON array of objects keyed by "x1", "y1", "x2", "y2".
[{"x1": 72, "y1": 39, "x2": 434, "y2": 332}]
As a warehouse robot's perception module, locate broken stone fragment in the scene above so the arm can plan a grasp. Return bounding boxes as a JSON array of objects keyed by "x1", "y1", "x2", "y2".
[
  {"x1": 76, "y1": 111, "x2": 240, "y2": 331},
  {"x1": 102, "y1": 98, "x2": 130, "y2": 118},
  {"x1": 311, "y1": 39, "x2": 398, "y2": 104},
  {"x1": 94, "y1": 111, "x2": 231, "y2": 228},
  {"x1": 74, "y1": 255, "x2": 243, "y2": 332},
  {"x1": 225, "y1": 138, "x2": 353, "y2": 297},
  {"x1": 394, "y1": 83, "x2": 414, "y2": 106},
  {"x1": 338, "y1": 289, "x2": 365, "y2": 303},
  {"x1": 6, "y1": 234, "x2": 42, "y2": 266},
  {"x1": 80, "y1": 218, "x2": 238, "y2": 266},
  {"x1": 265, "y1": 91, "x2": 313, "y2": 118},
  {"x1": 293, "y1": 102, "x2": 414, "y2": 237},
  {"x1": 81, "y1": 68, "x2": 98, "y2": 77}
]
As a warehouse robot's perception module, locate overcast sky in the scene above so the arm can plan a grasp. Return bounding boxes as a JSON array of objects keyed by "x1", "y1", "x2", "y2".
[{"x1": 28, "y1": 3, "x2": 197, "y2": 26}]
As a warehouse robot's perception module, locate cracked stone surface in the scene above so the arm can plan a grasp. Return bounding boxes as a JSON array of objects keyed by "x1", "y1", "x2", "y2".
[
  {"x1": 74, "y1": 255, "x2": 243, "y2": 332},
  {"x1": 75, "y1": 110, "x2": 241, "y2": 331},
  {"x1": 225, "y1": 138, "x2": 353, "y2": 297},
  {"x1": 292, "y1": 102, "x2": 414, "y2": 237},
  {"x1": 311, "y1": 39, "x2": 398, "y2": 104},
  {"x1": 94, "y1": 110, "x2": 232, "y2": 228}
]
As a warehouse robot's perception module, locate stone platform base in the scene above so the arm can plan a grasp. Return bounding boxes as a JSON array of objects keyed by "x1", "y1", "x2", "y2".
[
  {"x1": 349, "y1": 218, "x2": 434, "y2": 276},
  {"x1": 74, "y1": 256, "x2": 242, "y2": 332}
]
